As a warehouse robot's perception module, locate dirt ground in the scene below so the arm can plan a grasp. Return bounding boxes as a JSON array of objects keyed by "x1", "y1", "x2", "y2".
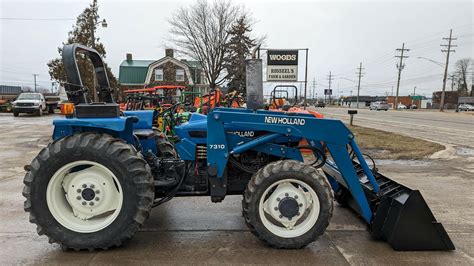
[{"x1": 350, "y1": 125, "x2": 445, "y2": 159}]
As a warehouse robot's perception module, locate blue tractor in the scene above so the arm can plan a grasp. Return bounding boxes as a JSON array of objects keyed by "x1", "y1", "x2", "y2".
[{"x1": 23, "y1": 44, "x2": 454, "y2": 251}]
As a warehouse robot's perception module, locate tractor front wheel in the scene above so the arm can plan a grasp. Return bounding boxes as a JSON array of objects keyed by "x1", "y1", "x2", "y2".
[
  {"x1": 23, "y1": 133, "x2": 154, "y2": 250},
  {"x1": 242, "y1": 160, "x2": 334, "y2": 249}
]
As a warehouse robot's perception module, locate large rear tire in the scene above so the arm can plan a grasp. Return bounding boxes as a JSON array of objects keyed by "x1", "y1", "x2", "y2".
[
  {"x1": 23, "y1": 133, "x2": 154, "y2": 250},
  {"x1": 242, "y1": 160, "x2": 333, "y2": 249},
  {"x1": 155, "y1": 136, "x2": 177, "y2": 158}
]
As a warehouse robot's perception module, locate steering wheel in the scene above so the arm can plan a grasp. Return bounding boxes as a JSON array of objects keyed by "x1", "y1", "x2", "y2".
[{"x1": 156, "y1": 102, "x2": 188, "y2": 135}]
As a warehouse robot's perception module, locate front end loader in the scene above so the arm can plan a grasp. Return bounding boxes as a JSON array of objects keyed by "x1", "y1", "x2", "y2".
[{"x1": 23, "y1": 44, "x2": 454, "y2": 251}]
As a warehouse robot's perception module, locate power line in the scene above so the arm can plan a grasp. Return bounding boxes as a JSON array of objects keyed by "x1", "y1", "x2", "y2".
[
  {"x1": 0, "y1": 17, "x2": 74, "y2": 21},
  {"x1": 394, "y1": 43, "x2": 409, "y2": 109}
]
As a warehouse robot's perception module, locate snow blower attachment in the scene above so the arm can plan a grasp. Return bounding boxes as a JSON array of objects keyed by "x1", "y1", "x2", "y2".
[{"x1": 23, "y1": 43, "x2": 454, "y2": 251}]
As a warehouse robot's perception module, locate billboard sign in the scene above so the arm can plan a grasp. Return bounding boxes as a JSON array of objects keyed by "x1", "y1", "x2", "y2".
[
  {"x1": 324, "y1": 89, "x2": 332, "y2": 96},
  {"x1": 267, "y1": 50, "x2": 298, "y2": 82}
]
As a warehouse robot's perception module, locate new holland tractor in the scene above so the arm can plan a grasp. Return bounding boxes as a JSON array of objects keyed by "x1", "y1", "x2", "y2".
[{"x1": 23, "y1": 44, "x2": 454, "y2": 251}]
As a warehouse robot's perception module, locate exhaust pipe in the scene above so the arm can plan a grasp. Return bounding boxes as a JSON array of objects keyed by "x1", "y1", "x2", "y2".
[{"x1": 245, "y1": 45, "x2": 264, "y2": 110}]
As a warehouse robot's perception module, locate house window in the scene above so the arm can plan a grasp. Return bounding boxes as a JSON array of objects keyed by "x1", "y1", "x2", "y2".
[
  {"x1": 155, "y1": 69, "x2": 163, "y2": 81},
  {"x1": 176, "y1": 69, "x2": 185, "y2": 82}
]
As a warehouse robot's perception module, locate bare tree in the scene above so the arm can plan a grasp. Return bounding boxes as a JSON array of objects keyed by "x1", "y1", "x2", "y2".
[
  {"x1": 455, "y1": 58, "x2": 471, "y2": 96},
  {"x1": 169, "y1": 0, "x2": 241, "y2": 89}
]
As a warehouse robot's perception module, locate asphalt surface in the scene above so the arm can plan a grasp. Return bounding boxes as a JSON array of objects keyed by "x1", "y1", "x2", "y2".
[
  {"x1": 315, "y1": 107, "x2": 474, "y2": 148},
  {"x1": 0, "y1": 112, "x2": 473, "y2": 265}
]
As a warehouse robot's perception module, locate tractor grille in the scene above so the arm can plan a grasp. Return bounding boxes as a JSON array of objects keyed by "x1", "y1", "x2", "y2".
[{"x1": 196, "y1": 145, "x2": 207, "y2": 159}]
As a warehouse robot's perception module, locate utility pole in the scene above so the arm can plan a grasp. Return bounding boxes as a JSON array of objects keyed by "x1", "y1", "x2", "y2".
[
  {"x1": 356, "y1": 62, "x2": 364, "y2": 109},
  {"x1": 440, "y1": 29, "x2": 456, "y2": 111},
  {"x1": 33, "y1": 74, "x2": 39, "y2": 92},
  {"x1": 412, "y1": 86, "x2": 417, "y2": 108},
  {"x1": 394, "y1": 43, "x2": 409, "y2": 110},
  {"x1": 304, "y1": 48, "x2": 309, "y2": 109},
  {"x1": 327, "y1": 71, "x2": 334, "y2": 105},
  {"x1": 312, "y1": 78, "x2": 317, "y2": 100},
  {"x1": 449, "y1": 74, "x2": 456, "y2": 91}
]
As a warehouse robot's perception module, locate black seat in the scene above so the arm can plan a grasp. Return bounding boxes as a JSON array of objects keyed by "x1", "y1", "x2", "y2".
[{"x1": 134, "y1": 129, "x2": 156, "y2": 139}]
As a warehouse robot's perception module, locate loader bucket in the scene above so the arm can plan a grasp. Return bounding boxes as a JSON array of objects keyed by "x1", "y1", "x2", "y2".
[
  {"x1": 371, "y1": 189, "x2": 455, "y2": 251},
  {"x1": 322, "y1": 160, "x2": 455, "y2": 251}
]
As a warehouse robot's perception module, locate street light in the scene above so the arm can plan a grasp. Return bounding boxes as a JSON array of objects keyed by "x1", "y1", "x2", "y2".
[
  {"x1": 89, "y1": 17, "x2": 107, "y2": 102},
  {"x1": 416, "y1": 57, "x2": 444, "y2": 68},
  {"x1": 100, "y1": 19, "x2": 107, "y2": 28},
  {"x1": 339, "y1": 77, "x2": 358, "y2": 83}
]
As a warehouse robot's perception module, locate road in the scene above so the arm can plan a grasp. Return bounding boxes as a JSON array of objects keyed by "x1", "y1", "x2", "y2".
[
  {"x1": 0, "y1": 113, "x2": 473, "y2": 265},
  {"x1": 315, "y1": 107, "x2": 474, "y2": 148}
]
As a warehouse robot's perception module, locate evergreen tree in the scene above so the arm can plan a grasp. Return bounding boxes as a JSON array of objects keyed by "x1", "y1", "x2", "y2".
[
  {"x1": 47, "y1": 0, "x2": 117, "y2": 101},
  {"x1": 224, "y1": 15, "x2": 257, "y2": 95}
]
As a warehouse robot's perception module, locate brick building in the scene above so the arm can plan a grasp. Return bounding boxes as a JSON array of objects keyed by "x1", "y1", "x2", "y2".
[
  {"x1": 386, "y1": 96, "x2": 422, "y2": 108},
  {"x1": 118, "y1": 49, "x2": 208, "y2": 99}
]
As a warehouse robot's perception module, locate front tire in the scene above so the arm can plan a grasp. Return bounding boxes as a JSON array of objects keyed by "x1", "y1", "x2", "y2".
[
  {"x1": 23, "y1": 133, "x2": 154, "y2": 250},
  {"x1": 242, "y1": 160, "x2": 333, "y2": 249},
  {"x1": 13, "y1": 110, "x2": 19, "y2": 117}
]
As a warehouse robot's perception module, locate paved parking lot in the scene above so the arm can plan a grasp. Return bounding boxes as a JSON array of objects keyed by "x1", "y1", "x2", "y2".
[{"x1": 0, "y1": 112, "x2": 473, "y2": 265}]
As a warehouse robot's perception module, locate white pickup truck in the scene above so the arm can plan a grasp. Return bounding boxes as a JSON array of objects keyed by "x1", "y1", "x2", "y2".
[{"x1": 12, "y1": 93, "x2": 59, "y2": 117}]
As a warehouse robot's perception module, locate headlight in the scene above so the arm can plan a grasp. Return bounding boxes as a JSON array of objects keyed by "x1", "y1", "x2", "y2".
[
  {"x1": 12, "y1": 101, "x2": 17, "y2": 106},
  {"x1": 34, "y1": 102, "x2": 40, "y2": 106}
]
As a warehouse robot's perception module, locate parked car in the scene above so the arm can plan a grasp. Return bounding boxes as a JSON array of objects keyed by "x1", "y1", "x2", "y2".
[
  {"x1": 407, "y1": 104, "x2": 418, "y2": 109},
  {"x1": 315, "y1": 102, "x2": 326, "y2": 108},
  {"x1": 397, "y1": 103, "x2": 407, "y2": 109},
  {"x1": 459, "y1": 104, "x2": 474, "y2": 111},
  {"x1": 11, "y1": 92, "x2": 59, "y2": 117},
  {"x1": 369, "y1": 101, "x2": 389, "y2": 111}
]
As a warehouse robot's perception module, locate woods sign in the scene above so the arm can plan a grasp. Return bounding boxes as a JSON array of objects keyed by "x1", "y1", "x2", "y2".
[{"x1": 267, "y1": 50, "x2": 298, "y2": 82}]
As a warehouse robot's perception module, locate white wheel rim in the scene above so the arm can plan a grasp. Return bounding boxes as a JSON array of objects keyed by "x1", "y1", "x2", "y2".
[
  {"x1": 46, "y1": 160, "x2": 123, "y2": 233},
  {"x1": 258, "y1": 178, "x2": 320, "y2": 238}
]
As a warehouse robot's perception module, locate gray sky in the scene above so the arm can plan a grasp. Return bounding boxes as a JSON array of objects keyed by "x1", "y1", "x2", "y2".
[{"x1": 0, "y1": 0, "x2": 473, "y2": 97}]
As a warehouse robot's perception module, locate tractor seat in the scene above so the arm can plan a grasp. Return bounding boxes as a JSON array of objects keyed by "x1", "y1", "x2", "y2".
[{"x1": 133, "y1": 129, "x2": 156, "y2": 140}]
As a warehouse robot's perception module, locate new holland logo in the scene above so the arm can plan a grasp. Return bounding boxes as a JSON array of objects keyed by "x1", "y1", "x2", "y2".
[
  {"x1": 264, "y1": 116, "x2": 306, "y2": 126},
  {"x1": 230, "y1": 131, "x2": 255, "y2": 137}
]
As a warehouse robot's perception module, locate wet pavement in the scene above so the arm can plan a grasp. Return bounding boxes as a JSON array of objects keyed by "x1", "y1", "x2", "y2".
[
  {"x1": 317, "y1": 107, "x2": 474, "y2": 148},
  {"x1": 0, "y1": 112, "x2": 473, "y2": 265}
]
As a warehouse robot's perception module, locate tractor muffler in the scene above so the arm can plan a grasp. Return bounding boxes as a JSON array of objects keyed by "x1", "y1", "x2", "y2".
[{"x1": 323, "y1": 160, "x2": 455, "y2": 251}]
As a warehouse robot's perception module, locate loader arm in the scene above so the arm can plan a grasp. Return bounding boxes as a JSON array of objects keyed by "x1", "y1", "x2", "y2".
[
  {"x1": 206, "y1": 107, "x2": 454, "y2": 251},
  {"x1": 207, "y1": 108, "x2": 378, "y2": 223}
]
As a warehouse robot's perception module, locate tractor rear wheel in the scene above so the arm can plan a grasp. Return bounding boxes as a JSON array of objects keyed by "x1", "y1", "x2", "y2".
[
  {"x1": 155, "y1": 135, "x2": 177, "y2": 158},
  {"x1": 242, "y1": 160, "x2": 334, "y2": 249},
  {"x1": 23, "y1": 133, "x2": 154, "y2": 250}
]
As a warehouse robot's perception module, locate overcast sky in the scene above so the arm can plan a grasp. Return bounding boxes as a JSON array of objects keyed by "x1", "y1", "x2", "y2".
[{"x1": 1, "y1": 0, "x2": 473, "y2": 97}]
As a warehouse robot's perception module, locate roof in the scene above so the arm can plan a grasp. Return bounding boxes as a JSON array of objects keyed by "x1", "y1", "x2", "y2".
[
  {"x1": 119, "y1": 60, "x2": 154, "y2": 85},
  {"x1": 120, "y1": 60, "x2": 155, "y2": 67},
  {"x1": 144, "y1": 57, "x2": 194, "y2": 86},
  {"x1": 119, "y1": 58, "x2": 202, "y2": 86},
  {"x1": 125, "y1": 85, "x2": 187, "y2": 93},
  {"x1": 0, "y1": 85, "x2": 22, "y2": 95},
  {"x1": 182, "y1": 60, "x2": 203, "y2": 69}
]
